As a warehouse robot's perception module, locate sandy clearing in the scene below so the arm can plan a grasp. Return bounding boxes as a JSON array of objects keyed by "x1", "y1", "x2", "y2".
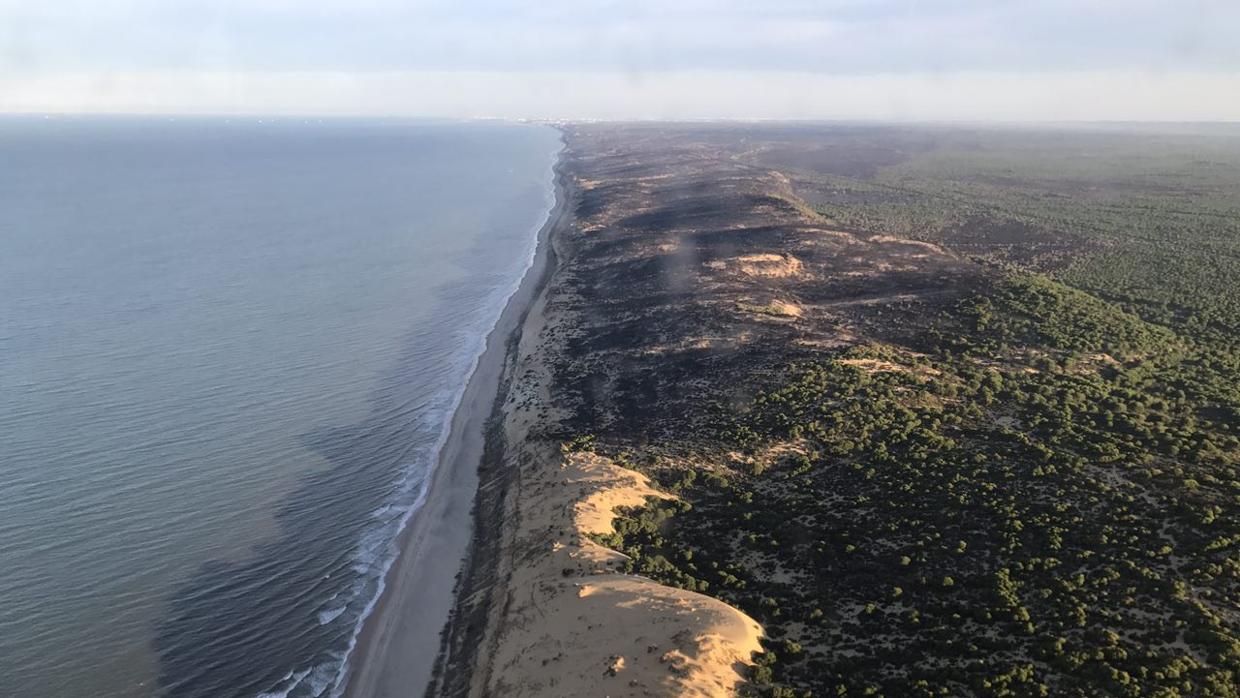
[
  {"x1": 739, "y1": 299, "x2": 803, "y2": 318},
  {"x1": 705, "y1": 252, "x2": 805, "y2": 279}
]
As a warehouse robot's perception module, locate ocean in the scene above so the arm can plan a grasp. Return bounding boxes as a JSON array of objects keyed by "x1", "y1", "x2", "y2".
[{"x1": 0, "y1": 117, "x2": 561, "y2": 697}]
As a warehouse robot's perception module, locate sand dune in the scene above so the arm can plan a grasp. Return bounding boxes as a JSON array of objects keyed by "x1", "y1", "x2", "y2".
[{"x1": 486, "y1": 450, "x2": 763, "y2": 698}]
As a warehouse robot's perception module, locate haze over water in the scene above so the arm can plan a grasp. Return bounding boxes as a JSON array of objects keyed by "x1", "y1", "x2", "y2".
[{"x1": 0, "y1": 118, "x2": 560, "y2": 697}]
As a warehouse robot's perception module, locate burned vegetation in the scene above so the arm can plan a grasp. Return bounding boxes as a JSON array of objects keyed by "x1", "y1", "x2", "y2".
[{"x1": 549, "y1": 123, "x2": 1240, "y2": 697}]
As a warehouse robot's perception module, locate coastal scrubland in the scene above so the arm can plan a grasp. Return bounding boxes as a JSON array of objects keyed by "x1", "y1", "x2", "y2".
[{"x1": 437, "y1": 123, "x2": 1239, "y2": 698}]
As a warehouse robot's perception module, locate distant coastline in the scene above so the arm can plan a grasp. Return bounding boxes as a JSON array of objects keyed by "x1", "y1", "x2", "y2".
[
  {"x1": 426, "y1": 132, "x2": 578, "y2": 698},
  {"x1": 341, "y1": 131, "x2": 567, "y2": 698}
]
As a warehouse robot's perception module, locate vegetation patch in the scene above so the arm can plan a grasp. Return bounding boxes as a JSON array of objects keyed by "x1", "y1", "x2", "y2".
[
  {"x1": 563, "y1": 124, "x2": 1240, "y2": 697},
  {"x1": 600, "y1": 150, "x2": 1240, "y2": 694}
]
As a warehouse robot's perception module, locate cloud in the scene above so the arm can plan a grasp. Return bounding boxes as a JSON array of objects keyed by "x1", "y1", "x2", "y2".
[
  {"x1": 2, "y1": 1, "x2": 1239, "y2": 117},
  {"x1": 5, "y1": 0, "x2": 1240, "y2": 72},
  {"x1": 6, "y1": 69, "x2": 1240, "y2": 122}
]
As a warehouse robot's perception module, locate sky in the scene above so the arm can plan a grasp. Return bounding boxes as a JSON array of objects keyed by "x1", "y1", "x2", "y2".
[{"x1": 2, "y1": 0, "x2": 1239, "y2": 120}]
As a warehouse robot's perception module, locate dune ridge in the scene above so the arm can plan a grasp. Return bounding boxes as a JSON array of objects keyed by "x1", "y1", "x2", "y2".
[
  {"x1": 486, "y1": 448, "x2": 763, "y2": 697},
  {"x1": 430, "y1": 137, "x2": 763, "y2": 697}
]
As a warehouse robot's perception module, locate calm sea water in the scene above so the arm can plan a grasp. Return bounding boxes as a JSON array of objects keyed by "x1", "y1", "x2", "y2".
[{"x1": 0, "y1": 118, "x2": 560, "y2": 698}]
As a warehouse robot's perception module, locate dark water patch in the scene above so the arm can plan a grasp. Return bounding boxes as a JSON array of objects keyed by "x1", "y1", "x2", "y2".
[
  {"x1": 154, "y1": 394, "x2": 437, "y2": 697},
  {"x1": 152, "y1": 144, "x2": 560, "y2": 698},
  {"x1": 152, "y1": 236, "x2": 539, "y2": 697}
]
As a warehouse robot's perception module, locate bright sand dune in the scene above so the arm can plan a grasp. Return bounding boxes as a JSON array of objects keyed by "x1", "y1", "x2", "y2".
[{"x1": 486, "y1": 448, "x2": 764, "y2": 697}]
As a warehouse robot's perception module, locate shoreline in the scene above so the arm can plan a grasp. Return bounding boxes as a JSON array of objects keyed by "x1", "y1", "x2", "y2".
[
  {"x1": 426, "y1": 126, "x2": 764, "y2": 698},
  {"x1": 426, "y1": 138, "x2": 574, "y2": 698},
  {"x1": 340, "y1": 134, "x2": 569, "y2": 698}
]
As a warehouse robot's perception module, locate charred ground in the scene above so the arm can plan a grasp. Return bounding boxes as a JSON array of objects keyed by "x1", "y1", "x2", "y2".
[{"x1": 550, "y1": 124, "x2": 983, "y2": 447}]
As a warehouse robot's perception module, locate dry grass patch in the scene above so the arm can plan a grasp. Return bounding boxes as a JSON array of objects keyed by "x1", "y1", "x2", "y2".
[{"x1": 739, "y1": 300, "x2": 803, "y2": 318}]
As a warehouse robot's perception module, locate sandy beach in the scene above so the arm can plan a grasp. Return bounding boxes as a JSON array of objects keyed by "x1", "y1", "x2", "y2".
[{"x1": 341, "y1": 139, "x2": 569, "y2": 698}]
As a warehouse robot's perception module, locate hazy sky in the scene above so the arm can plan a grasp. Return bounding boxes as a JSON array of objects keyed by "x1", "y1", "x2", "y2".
[{"x1": 3, "y1": 0, "x2": 1240, "y2": 120}]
